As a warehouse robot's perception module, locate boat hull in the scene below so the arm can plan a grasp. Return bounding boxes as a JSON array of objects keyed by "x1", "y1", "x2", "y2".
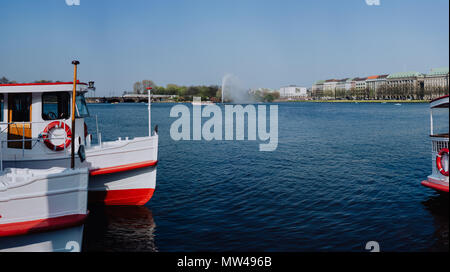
[
  {"x1": 422, "y1": 136, "x2": 449, "y2": 193},
  {"x1": 89, "y1": 165, "x2": 156, "y2": 205},
  {"x1": 0, "y1": 225, "x2": 84, "y2": 252},
  {"x1": 421, "y1": 177, "x2": 449, "y2": 193},
  {"x1": 0, "y1": 168, "x2": 88, "y2": 252},
  {"x1": 2, "y1": 136, "x2": 158, "y2": 206}
]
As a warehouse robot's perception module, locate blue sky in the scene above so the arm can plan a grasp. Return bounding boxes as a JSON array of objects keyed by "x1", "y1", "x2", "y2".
[{"x1": 0, "y1": 0, "x2": 448, "y2": 96}]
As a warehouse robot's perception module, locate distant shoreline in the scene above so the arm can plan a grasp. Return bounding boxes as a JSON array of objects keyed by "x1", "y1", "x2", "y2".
[
  {"x1": 277, "y1": 99, "x2": 428, "y2": 103},
  {"x1": 87, "y1": 99, "x2": 430, "y2": 104}
]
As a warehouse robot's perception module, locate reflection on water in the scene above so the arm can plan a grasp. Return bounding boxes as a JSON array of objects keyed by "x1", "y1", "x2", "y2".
[
  {"x1": 82, "y1": 205, "x2": 157, "y2": 252},
  {"x1": 422, "y1": 194, "x2": 449, "y2": 251},
  {"x1": 85, "y1": 103, "x2": 448, "y2": 251}
]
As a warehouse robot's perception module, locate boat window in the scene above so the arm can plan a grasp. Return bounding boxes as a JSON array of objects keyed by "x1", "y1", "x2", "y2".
[
  {"x1": 9, "y1": 93, "x2": 31, "y2": 122},
  {"x1": 7, "y1": 93, "x2": 32, "y2": 149},
  {"x1": 42, "y1": 92, "x2": 70, "y2": 120},
  {"x1": 76, "y1": 93, "x2": 90, "y2": 118},
  {"x1": 432, "y1": 108, "x2": 449, "y2": 137}
]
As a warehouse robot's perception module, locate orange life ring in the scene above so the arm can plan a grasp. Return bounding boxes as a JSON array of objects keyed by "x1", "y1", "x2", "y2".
[
  {"x1": 42, "y1": 121, "x2": 72, "y2": 151},
  {"x1": 436, "y1": 148, "x2": 449, "y2": 176}
]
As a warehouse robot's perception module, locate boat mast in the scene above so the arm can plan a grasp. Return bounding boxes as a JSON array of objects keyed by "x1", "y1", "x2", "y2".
[
  {"x1": 147, "y1": 87, "x2": 152, "y2": 136},
  {"x1": 71, "y1": 60, "x2": 79, "y2": 169},
  {"x1": 430, "y1": 108, "x2": 434, "y2": 136}
]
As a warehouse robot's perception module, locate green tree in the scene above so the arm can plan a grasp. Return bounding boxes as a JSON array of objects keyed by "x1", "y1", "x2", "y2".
[
  {"x1": 0, "y1": 77, "x2": 16, "y2": 84},
  {"x1": 133, "y1": 81, "x2": 143, "y2": 94},
  {"x1": 34, "y1": 80, "x2": 53, "y2": 83},
  {"x1": 142, "y1": 80, "x2": 156, "y2": 91}
]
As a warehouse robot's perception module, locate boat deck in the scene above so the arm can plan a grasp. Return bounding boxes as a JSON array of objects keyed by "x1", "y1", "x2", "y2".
[{"x1": 430, "y1": 133, "x2": 449, "y2": 138}]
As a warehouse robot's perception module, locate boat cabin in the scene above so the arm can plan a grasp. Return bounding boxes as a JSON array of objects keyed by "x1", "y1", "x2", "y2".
[
  {"x1": 0, "y1": 82, "x2": 93, "y2": 158},
  {"x1": 422, "y1": 94, "x2": 449, "y2": 192}
]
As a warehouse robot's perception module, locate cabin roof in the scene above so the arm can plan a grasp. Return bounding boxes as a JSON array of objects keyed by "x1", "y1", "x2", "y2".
[{"x1": 0, "y1": 81, "x2": 88, "y2": 94}]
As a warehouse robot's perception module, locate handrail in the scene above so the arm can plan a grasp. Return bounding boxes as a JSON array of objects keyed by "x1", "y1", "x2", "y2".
[
  {"x1": 0, "y1": 119, "x2": 71, "y2": 126},
  {"x1": 430, "y1": 133, "x2": 450, "y2": 138},
  {"x1": 0, "y1": 119, "x2": 73, "y2": 171},
  {"x1": 0, "y1": 135, "x2": 74, "y2": 172}
]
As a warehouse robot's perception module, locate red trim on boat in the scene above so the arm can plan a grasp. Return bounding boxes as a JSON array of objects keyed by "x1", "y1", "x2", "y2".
[
  {"x1": 88, "y1": 188, "x2": 155, "y2": 205},
  {"x1": 421, "y1": 180, "x2": 449, "y2": 193},
  {"x1": 430, "y1": 94, "x2": 449, "y2": 103},
  {"x1": 89, "y1": 160, "x2": 158, "y2": 176},
  {"x1": 0, "y1": 214, "x2": 88, "y2": 238},
  {"x1": 0, "y1": 81, "x2": 87, "y2": 87}
]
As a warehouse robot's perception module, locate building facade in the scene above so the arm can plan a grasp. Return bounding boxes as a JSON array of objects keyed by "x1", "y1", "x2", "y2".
[
  {"x1": 278, "y1": 85, "x2": 308, "y2": 99},
  {"x1": 335, "y1": 78, "x2": 348, "y2": 91},
  {"x1": 386, "y1": 71, "x2": 425, "y2": 99},
  {"x1": 323, "y1": 79, "x2": 339, "y2": 98},
  {"x1": 312, "y1": 80, "x2": 325, "y2": 99},
  {"x1": 350, "y1": 77, "x2": 368, "y2": 99},
  {"x1": 354, "y1": 77, "x2": 367, "y2": 91},
  {"x1": 335, "y1": 78, "x2": 349, "y2": 98},
  {"x1": 310, "y1": 67, "x2": 448, "y2": 100},
  {"x1": 344, "y1": 78, "x2": 355, "y2": 92},
  {"x1": 366, "y1": 74, "x2": 388, "y2": 99},
  {"x1": 424, "y1": 67, "x2": 449, "y2": 99}
]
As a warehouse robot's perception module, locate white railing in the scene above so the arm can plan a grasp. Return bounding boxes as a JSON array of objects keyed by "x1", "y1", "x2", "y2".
[
  {"x1": 432, "y1": 137, "x2": 449, "y2": 153},
  {"x1": 0, "y1": 120, "x2": 72, "y2": 171},
  {"x1": 430, "y1": 137, "x2": 449, "y2": 178}
]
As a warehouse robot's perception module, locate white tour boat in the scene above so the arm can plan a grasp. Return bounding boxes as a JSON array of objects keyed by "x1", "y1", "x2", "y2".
[
  {"x1": 0, "y1": 167, "x2": 88, "y2": 252},
  {"x1": 421, "y1": 95, "x2": 449, "y2": 193},
  {"x1": 0, "y1": 63, "x2": 158, "y2": 205}
]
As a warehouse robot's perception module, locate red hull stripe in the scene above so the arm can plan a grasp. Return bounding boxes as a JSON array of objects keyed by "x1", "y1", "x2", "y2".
[
  {"x1": 430, "y1": 94, "x2": 449, "y2": 103},
  {"x1": 421, "y1": 180, "x2": 449, "y2": 193},
  {"x1": 89, "y1": 160, "x2": 158, "y2": 176},
  {"x1": 0, "y1": 214, "x2": 87, "y2": 238},
  {"x1": 88, "y1": 188, "x2": 155, "y2": 206}
]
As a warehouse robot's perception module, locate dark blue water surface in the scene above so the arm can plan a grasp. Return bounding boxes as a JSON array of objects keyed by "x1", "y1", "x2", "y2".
[{"x1": 82, "y1": 102, "x2": 448, "y2": 252}]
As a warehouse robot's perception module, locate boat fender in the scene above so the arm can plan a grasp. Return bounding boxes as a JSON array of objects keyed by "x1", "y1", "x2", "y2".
[
  {"x1": 84, "y1": 122, "x2": 88, "y2": 138},
  {"x1": 42, "y1": 121, "x2": 72, "y2": 151},
  {"x1": 436, "y1": 148, "x2": 449, "y2": 176},
  {"x1": 78, "y1": 145, "x2": 86, "y2": 162}
]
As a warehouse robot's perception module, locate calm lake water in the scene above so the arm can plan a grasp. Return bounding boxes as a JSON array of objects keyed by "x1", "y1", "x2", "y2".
[{"x1": 82, "y1": 102, "x2": 448, "y2": 252}]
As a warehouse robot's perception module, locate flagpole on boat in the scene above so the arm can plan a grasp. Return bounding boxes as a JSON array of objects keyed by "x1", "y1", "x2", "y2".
[
  {"x1": 71, "y1": 60, "x2": 80, "y2": 169},
  {"x1": 147, "y1": 87, "x2": 152, "y2": 137}
]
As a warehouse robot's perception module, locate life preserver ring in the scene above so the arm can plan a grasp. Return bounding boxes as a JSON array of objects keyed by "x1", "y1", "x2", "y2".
[
  {"x1": 42, "y1": 121, "x2": 72, "y2": 151},
  {"x1": 436, "y1": 148, "x2": 449, "y2": 176}
]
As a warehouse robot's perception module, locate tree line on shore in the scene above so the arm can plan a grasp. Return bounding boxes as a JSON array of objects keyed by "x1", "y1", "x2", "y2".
[
  {"x1": 0, "y1": 77, "x2": 16, "y2": 84},
  {"x1": 3, "y1": 76, "x2": 446, "y2": 101},
  {"x1": 129, "y1": 80, "x2": 280, "y2": 102},
  {"x1": 1, "y1": 76, "x2": 280, "y2": 102},
  {"x1": 1, "y1": 77, "x2": 58, "y2": 84}
]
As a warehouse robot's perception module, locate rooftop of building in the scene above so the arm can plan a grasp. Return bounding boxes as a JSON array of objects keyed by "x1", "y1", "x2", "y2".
[
  {"x1": 387, "y1": 71, "x2": 424, "y2": 79},
  {"x1": 428, "y1": 67, "x2": 449, "y2": 76},
  {"x1": 366, "y1": 74, "x2": 389, "y2": 80},
  {"x1": 280, "y1": 85, "x2": 307, "y2": 88},
  {"x1": 353, "y1": 77, "x2": 367, "y2": 81}
]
